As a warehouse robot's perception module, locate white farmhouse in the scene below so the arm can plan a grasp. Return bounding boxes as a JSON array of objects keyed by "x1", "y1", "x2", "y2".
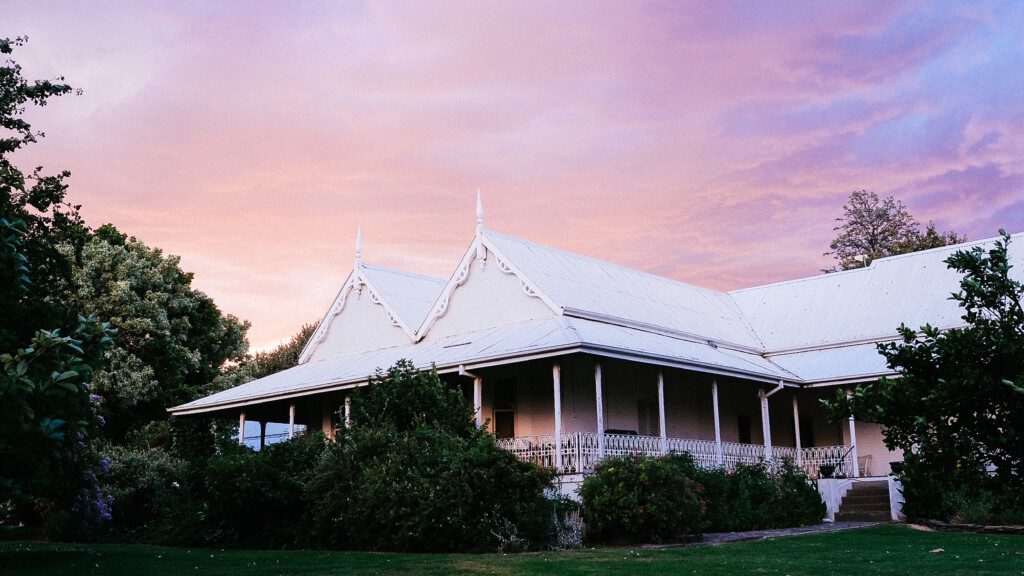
[{"x1": 170, "y1": 196, "x2": 1022, "y2": 517}]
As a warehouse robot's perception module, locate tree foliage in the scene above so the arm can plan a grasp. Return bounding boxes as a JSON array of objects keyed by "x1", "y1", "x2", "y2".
[
  {"x1": 0, "y1": 36, "x2": 115, "y2": 533},
  {"x1": 1, "y1": 37, "x2": 89, "y2": 353},
  {"x1": 306, "y1": 360, "x2": 556, "y2": 552},
  {"x1": 830, "y1": 231, "x2": 1024, "y2": 520},
  {"x1": 580, "y1": 454, "x2": 824, "y2": 544},
  {"x1": 208, "y1": 322, "x2": 315, "y2": 395},
  {"x1": 69, "y1": 226, "x2": 250, "y2": 443},
  {"x1": 826, "y1": 190, "x2": 964, "y2": 271}
]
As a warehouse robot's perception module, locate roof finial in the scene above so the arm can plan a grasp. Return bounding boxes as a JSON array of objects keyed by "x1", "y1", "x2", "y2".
[
  {"x1": 476, "y1": 189, "x2": 484, "y2": 234},
  {"x1": 355, "y1": 226, "x2": 362, "y2": 265}
]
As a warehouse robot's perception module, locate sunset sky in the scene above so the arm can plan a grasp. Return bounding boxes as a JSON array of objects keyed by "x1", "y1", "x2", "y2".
[{"x1": 7, "y1": 1, "x2": 1024, "y2": 351}]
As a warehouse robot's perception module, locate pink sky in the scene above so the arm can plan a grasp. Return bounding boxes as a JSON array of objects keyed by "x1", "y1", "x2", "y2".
[{"x1": 6, "y1": 2, "x2": 1024, "y2": 351}]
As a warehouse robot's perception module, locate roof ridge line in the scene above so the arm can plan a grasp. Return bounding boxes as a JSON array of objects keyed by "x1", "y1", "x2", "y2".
[
  {"x1": 358, "y1": 261, "x2": 446, "y2": 283},
  {"x1": 730, "y1": 229, "x2": 1023, "y2": 295},
  {"x1": 483, "y1": 228, "x2": 732, "y2": 297}
]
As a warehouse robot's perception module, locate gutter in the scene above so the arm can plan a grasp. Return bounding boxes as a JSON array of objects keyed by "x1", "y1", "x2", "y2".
[{"x1": 171, "y1": 341, "x2": 896, "y2": 417}]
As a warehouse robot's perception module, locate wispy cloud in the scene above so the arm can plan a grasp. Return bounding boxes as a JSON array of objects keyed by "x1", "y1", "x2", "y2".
[{"x1": 6, "y1": 1, "x2": 1024, "y2": 349}]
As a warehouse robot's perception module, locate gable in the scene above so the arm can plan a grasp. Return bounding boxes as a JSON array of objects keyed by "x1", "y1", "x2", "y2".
[
  {"x1": 358, "y1": 263, "x2": 445, "y2": 328},
  {"x1": 302, "y1": 279, "x2": 414, "y2": 362},
  {"x1": 417, "y1": 240, "x2": 558, "y2": 342}
]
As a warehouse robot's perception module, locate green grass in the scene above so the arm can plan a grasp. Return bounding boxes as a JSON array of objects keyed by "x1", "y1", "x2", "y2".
[{"x1": 2, "y1": 525, "x2": 1022, "y2": 576}]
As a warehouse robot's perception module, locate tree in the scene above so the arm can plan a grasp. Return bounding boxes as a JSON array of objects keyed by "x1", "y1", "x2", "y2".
[
  {"x1": 249, "y1": 322, "x2": 315, "y2": 380},
  {"x1": 825, "y1": 190, "x2": 965, "y2": 271},
  {"x1": 830, "y1": 231, "x2": 1024, "y2": 520},
  {"x1": 70, "y1": 226, "x2": 250, "y2": 445},
  {"x1": 0, "y1": 36, "x2": 116, "y2": 534},
  {"x1": 0, "y1": 36, "x2": 89, "y2": 352}
]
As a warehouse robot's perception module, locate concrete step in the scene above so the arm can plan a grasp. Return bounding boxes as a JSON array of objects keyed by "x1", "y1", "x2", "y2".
[
  {"x1": 840, "y1": 503, "x2": 892, "y2": 513},
  {"x1": 841, "y1": 495, "x2": 890, "y2": 505},
  {"x1": 837, "y1": 482, "x2": 892, "y2": 522},
  {"x1": 835, "y1": 511, "x2": 891, "y2": 522},
  {"x1": 850, "y1": 481, "x2": 889, "y2": 489},
  {"x1": 845, "y1": 485, "x2": 889, "y2": 494}
]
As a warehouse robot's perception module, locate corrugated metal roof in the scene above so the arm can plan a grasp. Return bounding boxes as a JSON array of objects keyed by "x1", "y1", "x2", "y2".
[
  {"x1": 766, "y1": 342, "x2": 891, "y2": 383},
  {"x1": 730, "y1": 232, "x2": 1024, "y2": 352},
  {"x1": 484, "y1": 230, "x2": 765, "y2": 350},
  {"x1": 172, "y1": 314, "x2": 796, "y2": 413},
  {"x1": 566, "y1": 318, "x2": 794, "y2": 380},
  {"x1": 172, "y1": 229, "x2": 1024, "y2": 414},
  {"x1": 359, "y1": 262, "x2": 445, "y2": 328},
  {"x1": 173, "y1": 316, "x2": 582, "y2": 413}
]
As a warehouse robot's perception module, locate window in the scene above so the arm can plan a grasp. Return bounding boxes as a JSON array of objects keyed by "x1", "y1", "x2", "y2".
[
  {"x1": 493, "y1": 379, "x2": 515, "y2": 439},
  {"x1": 737, "y1": 415, "x2": 752, "y2": 444},
  {"x1": 799, "y1": 416, "x2": 815, "y2": 447},
  {"x1": 637, "y1": 401, "x2": 659, "y2": 437}
]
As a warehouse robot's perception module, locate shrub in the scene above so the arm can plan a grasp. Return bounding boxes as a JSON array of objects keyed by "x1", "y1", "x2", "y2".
[
  {"x1": 900, "y1": 450, "x2": 1024, "y2": 524},
  {"x1": 305, "y1": 360, "x2": 556, "y2": 552},
  {"x1": 580, "y1": 454, "x2": 705, "y2": 544},
  {"x1": 100, "y1": 446, "x2": 185, "y2": 537},
  {"x1": 773, "y1": 460, "x2": 827, "y2": 527},
  {"x1": 581, "y1": 453, "x2": 824, "y2": 543},
  {"x1": 175, "y1": 433, "x2": 326, "y2": 548},
  {"x1": 689, "y1": 459, "x2": 823, "y2": 532}
]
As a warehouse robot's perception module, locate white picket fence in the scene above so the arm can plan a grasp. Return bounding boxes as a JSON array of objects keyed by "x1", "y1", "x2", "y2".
[{"x1": 496, "y1": 432, "x2": 855, "y2": 478}]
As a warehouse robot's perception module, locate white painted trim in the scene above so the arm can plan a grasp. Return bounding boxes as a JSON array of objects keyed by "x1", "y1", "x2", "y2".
[
  {"x1": 169, "y1": 346, "x2": 585, "y2": 415},
  {"x1": 238, "y1": 410, "x2": 246, "y2": 445},
  {"x1": 173, "y1": 342, "x2": 812, "y2": 416},
  {"x1": 793, "y1": 395, "x2": 802, "y2": 466},
  {"x1": 847, "y1": 388, "x2": 860, "y2": 477},
  {"x1": 473, "y1": 377, "x2": 483, "y2": 428},
  {"x1": 344, "y1": 395, "x2": 352, "y2": 428},
  {"x1": 288, "y1": 403, "x2": 296, "y2": 439},
  {"x1": 579, "y1": 345, "x2": 799, "y2": 385},
  {"x1": 414, "y1": 237, "x2": 483, "y2": 340},
  {"x1": 356, "y1": 265, "x2": 422, "y2": 340},
  {"x1": 564, "y1": 307, "x2": 765, "y2": 356},
  {"x1": 802, "y1": 373, "x2": 892, "y2": 387},
  {"x1": 595, "y1": 361, "x2": 605, "y2": 458},
  {"x1": 759, "y1": 389, "x2": 773, "y2": 462},
  {"x1": 712, "y1": 379, "x2": 723, "y2": 466},
  {"x1": 552, "y1": 363, "x2": 563, "y2": 472},
  {"x1": 764, "y1": 324, "x2": 969, "y2": 357},
  {"x1": 479, "y1": 231, "x2": 563, "y2": 314},
  {"x1": 458, "y1": 364, "x2": 484, "y2": 428},
  {"x1": 297, "y1": 272, "x2": 356, "y2": 364},
  {"x1": 657, "y1": 370, "x2": 667, "y2": 454},
  {"x1": 297, "y1": 263, "x2": 425, "y2": 363}
]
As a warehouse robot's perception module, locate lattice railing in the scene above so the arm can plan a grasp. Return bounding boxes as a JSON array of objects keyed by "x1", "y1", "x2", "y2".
[
  {"x1": 798, "y1": 444, "x2": 855, "y2": 478},
  {"x1": 498, "y1": 432, "x2": 856, "y2": 478}
]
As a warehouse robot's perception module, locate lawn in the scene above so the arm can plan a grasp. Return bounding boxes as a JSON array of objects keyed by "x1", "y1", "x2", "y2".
[{"x1": 2, "y1": 524, "x2": 1021, "y2": 576}]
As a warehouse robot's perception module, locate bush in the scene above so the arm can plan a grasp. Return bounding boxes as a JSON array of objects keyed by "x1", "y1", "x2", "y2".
[
  {"x1": 774, "y1": 461, "x2": 828, "y2": 527},
  {"x1": 900, "y1": 450, "x2": 1024, "y2": 524},
  {"x1": 305, "y1": 360, "x2": 557, "y2": 552},
  {"x1": 176, "y1": 433, "x2": 326, "y2": 548},
  {"x1": 101, "y1": 446, "x2": 185, "y2": 537},
  {"x1": 580, "y1": 454, "x2": 705, "y2": 544},
  {"x1": 581, "y1": 454, "x2": 825, "y2": 544}
]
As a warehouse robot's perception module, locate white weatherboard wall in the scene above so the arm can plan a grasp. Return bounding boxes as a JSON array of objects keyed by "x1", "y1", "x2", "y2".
[
  {"x1": 422, "y1": 250, "x2": 556, "y2": 341},
  {"x1": 842, "y1": 420, "x2": 902, "y2": 477},
  {"x1": 307, "y1": 285, "x2": 412, "y2": 362}
]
